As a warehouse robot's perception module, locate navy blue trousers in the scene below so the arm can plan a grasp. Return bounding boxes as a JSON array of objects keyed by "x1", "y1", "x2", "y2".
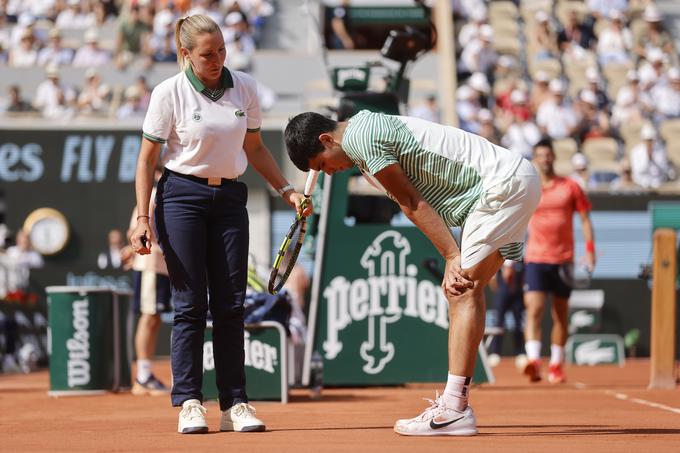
[
  {"x1": 490, "y1": 267, "x2": 526, "y2": 356},
  {"x1": 155, "y1": 170, "x2": 249, "y2": 411}
]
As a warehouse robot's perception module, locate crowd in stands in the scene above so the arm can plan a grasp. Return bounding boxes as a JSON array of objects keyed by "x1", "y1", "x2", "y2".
[
  {"x1": 1, "y1": 0, "x2": 679, "y2": 192},
  {"x1": 409, "y1": 0, "x2": 680, "y2": 192},
  {"x1": 0, "y1": 0, "x2": 273, "y2": 118}
]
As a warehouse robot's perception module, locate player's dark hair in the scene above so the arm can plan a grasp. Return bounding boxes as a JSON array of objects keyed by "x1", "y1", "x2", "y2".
[
  {"x1": 533, "y1": 137, "x2": 554, "y2": 153},
  {"x1": 284, "y1": 112, "x2": 338, "y2": 171}
]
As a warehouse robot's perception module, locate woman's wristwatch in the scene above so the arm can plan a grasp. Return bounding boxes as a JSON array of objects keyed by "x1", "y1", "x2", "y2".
[{"x1": 277, "y1": 183, "x2": 294, "y2": 197}]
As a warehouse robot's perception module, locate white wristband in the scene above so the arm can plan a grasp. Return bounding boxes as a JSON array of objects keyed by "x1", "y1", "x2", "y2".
[{"x1": 277, "y1": 183, "x2": 294, "y2": 196}]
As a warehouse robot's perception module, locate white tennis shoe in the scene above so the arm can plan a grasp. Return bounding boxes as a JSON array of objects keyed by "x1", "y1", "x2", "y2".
[
  {"x1": 177, "y1": 399, "x2": 208, "y2": 434},
  {"x1": 394, "y1": 392, "x2": 477, "y2": 436},
  {"x1": 220, "y1": 403, "x2": 266, "y2": 432}
]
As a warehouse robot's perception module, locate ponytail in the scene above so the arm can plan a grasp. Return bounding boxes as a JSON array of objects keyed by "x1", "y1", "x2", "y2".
[
  {"x1": 175, "y1": 17, "x2": 187, "y2": 70},
  {"x1": 174, "y1": 15, "x2": 222, "y2": 71}
]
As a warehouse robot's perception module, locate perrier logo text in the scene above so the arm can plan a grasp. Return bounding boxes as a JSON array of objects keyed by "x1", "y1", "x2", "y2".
[{"x1": 323, "y1": 231, "x2": 448, "y2": 375}]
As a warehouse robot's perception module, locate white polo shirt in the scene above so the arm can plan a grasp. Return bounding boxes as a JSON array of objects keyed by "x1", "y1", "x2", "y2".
[{"x1": 142, "y1": 66, "x2": 261, "y2": 179}]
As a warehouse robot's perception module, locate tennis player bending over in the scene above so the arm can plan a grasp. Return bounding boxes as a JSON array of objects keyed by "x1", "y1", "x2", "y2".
[{"x1": 285, "y1": 110, "x2": 541, "y2": 436}]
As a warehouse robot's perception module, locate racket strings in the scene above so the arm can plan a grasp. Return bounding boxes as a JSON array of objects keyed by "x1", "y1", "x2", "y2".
[{"x1": 269, "y1": 219, "x2": 306, "y2": 294}]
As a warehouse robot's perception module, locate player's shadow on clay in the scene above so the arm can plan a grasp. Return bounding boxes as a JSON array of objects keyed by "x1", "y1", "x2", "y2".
[
  {"x1": 288, "y1": 393, "x2": 388, "y2": 403},
  {"x1": 268, "y1": 426, "x2": 392, "y2": 433},
  {"x1": 480, "y1": 425, "x2": 680, "y2": 436}
]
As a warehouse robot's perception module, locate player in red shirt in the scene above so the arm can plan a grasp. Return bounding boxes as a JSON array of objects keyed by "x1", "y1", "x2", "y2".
[{"x1": 523, "y1": 138, "x2": 596, "y2": 384}]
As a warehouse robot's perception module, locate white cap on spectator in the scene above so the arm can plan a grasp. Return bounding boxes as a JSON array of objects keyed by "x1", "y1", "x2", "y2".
[
  {"x1": 84, "y1": 29, "x2": 99, "y2": 43},
  {"x1": 45, "y1": 63, "x2": 60, "y2": 78},
  {"x1": 627, "y1": 69, "x2": 640, "y2": 81},
  {"x1": 85, "y1": 68, "x2": 98, "y2": 79},
  {"x1": 18, "y1": 14, "x2": 36, "y2": 27},
  {"x1": 158, "y1": 14, "x2": 173, "y2": 28},
  {"x1": 534, "y1": 70, "x2": 550, "y2": 83},
  {"x1": 498, "y1": 55, "x2": 516, "y2": 69},
  {"x1": 468, "y1": 72, "x2": 490, "y2": 94},
  {"x1": 549, "y1": 79, "x2": 565, "y2": 94},
  {"x1": 479, "y1": 24, "x2": 494, "y2": 42},
  {"x1": 478, "y1": 108, "x2": 493, "y2": 123},
  {"x1": 641, "y1": 124, "x2": 657, "y2": 140},
  {"x1": 580, "y1": 89, "x2": 598, "y2": 105},
  {"x1": 125, "y1": 85, "x2": 141, "y2": 100},
  {"x1": 668, "y1": 67, "x2": 680, "y2": 81},
  {"x1": 470, "y1": 6, "x2": 488, "y2": 22},
  {"x1": 571, "y1": 153, "x2": 588, "y2": 170},
  {"x1": 644, "y1": 5, "x2": 662, "y2": 22},
  {"x1": 510, "y1": 89, "x2": 527, "y2": 104},
  {"x1": 535, "y1": 10, "x2": 549, "y2": 23},
  {"x1": 647, "y1": 47, "x2": 665, "y2": 63},
  {"x1": 67, "y1": 0, "x2": 79, "y2": 5},
  {"x1": 608, "y1": 10, "x2": 624, "y2": 21},
  {"x1": 586, "y1": 67, "x2": 600, "y2": 83},
  {"x1": 457, "y1": 85, "x2": 475, "y2": 101},
  {"x1": 225, "y1": 12, "x2": 243, "y2": 26},
  {"x1": 48, "y1": 28, "x2": 62, "y2": 39}
]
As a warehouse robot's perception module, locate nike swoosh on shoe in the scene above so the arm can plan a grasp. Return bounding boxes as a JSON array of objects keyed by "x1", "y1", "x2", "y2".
[{"x1": 429, "y1": 416, "x2": 465, "y2": 429}]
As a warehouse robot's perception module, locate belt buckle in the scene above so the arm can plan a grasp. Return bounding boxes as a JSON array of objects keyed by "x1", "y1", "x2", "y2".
[{"x1": 207, "y1": 177, "x2": 221, "y2": 186}]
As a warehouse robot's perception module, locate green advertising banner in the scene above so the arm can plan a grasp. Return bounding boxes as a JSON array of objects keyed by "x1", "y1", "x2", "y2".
[
  {"x1": 305, "y1": 171, "x2": 492, "y2": 386},
  {"x1": 46, "y1": 287, "x2": 131, "y2": 395},
  {"x1": 566, "y1": 334, "x2": 625, "y2": 366},
  {"x1": 203, "y1": 321, "x2": 288, "y2": 403}
]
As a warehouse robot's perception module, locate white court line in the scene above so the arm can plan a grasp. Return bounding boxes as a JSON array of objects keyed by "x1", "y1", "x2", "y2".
[
  {"x1": 575, "y1": 382, "x2": 680, "y2": 415},
  {"x1": 603, "y1": 390, "x2": 680, "y2": 415}
]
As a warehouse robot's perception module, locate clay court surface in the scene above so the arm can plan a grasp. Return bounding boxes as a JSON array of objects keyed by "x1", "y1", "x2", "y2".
[{"x1": 2, "y1": 359, "x2": 679, "y2": 452}]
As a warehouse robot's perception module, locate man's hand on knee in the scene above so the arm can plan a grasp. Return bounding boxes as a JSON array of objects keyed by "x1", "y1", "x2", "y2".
[{"x1": 443, "y1": 255, "x2": 474, "y2": 297}]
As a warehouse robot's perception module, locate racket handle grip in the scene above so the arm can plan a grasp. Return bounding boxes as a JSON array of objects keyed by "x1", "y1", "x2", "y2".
[{"x1": 304, "y1": 170, "x2": 319, "y2": 197}]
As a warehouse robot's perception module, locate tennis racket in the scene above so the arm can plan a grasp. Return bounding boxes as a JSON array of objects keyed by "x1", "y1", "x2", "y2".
[
  {"x1": 558, "y1": 263, "x2": 593, "y2": 289},
  {"x1": 268, "y1": 171, "x2": 319, "y2": 294}
]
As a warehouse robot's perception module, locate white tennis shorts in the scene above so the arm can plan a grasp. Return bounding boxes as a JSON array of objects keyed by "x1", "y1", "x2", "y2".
[{"x1": 460, "y1": 158, "x2": 541, "y2": 269}]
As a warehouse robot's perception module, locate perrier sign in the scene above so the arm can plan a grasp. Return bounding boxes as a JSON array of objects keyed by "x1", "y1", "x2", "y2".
[{"x1": 308, "y1": 171, "x2": 491, "y2": 385}]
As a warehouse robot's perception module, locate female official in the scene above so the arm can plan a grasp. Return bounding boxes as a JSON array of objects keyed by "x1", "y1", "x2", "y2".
[{"x1": 130, "y1": 14, "x2": 311, "y2": 434}]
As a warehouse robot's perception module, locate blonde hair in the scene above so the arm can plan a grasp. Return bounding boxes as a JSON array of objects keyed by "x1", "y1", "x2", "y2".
[{"x1": 175, "y1": 15, "x2": 222, "y2": 70}]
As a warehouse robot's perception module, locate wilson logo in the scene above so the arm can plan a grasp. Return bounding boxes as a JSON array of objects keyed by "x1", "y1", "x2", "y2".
[
  {"x1": 67, "y1": 299, "x2": 91, "y2": 387},
  {"x1": 323, "y1": 231, "x2": 448, "y2": 375}
]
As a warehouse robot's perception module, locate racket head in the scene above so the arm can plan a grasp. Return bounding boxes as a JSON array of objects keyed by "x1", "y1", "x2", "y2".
[
  {"x1": 558, "y1": 263, "x2": 592, "y2": 289},
  {"x1": 268, "y1": 216, "x2": 307, "y2": 294}
]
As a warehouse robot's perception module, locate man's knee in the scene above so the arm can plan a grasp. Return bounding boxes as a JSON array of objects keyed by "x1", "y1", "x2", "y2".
[{"x1": 447, "y1": 287, "x2": 484, "y2": 307}]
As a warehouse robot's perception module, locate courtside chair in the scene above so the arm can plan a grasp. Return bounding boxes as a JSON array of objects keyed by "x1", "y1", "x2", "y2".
[
  {"x1": 621, "y1": 121, "x2": 645, "y2": 152},
  {"x1": 529, "y1": 58, "x2": 563, "y2": 80},
  {"x1": 582, "y1": 137, "x2": 620, "y2": 172}
]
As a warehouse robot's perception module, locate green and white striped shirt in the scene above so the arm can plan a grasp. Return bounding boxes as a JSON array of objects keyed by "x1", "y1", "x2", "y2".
[{"x1": 342, "y1": 110, "x2": 524, "y2": 227}]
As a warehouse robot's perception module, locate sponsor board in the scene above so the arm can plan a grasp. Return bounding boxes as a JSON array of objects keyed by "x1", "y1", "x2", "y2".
[
  {"x1": 202, "y1": 321, "x2": 288, "y2": 403},
  {"x1": 566, "y1": 334, "x2": 625, "y2": 366}
]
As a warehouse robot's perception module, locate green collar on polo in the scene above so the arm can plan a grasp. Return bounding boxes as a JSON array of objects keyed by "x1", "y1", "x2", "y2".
[{"x1": 185, "y1": 65, "x2": 233, "y2": 101}]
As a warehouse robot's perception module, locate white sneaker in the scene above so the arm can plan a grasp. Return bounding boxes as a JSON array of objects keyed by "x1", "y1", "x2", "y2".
[
  {"x1": 177, "y1": 399, "x2": 208, "y2": 434},
  {"x1": 220, "y1": 403, "x2": 266, "y2": 432},
  {"x1": 394, "y1": 392, "x2": 477, "y2": 436}
]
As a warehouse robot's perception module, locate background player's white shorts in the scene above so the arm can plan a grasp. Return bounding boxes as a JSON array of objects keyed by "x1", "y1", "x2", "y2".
[{"x1": 460, "y1": 158, "x2": 541, "y2": 269}]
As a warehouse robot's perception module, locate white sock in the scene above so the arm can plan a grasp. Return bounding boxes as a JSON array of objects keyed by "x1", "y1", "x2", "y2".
[
  {"x1": 442, "y1": 374, "x2": 471, "y2": 412},
  {"x1": 137, "y1": 359, "x2": 152, "y2": 383},
  {"x1": 525, "y1": 340, "x2": 541, "y2": 361},
  {"x1": 550, "y1": 344, "x2": 565, "y2": 365}
]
